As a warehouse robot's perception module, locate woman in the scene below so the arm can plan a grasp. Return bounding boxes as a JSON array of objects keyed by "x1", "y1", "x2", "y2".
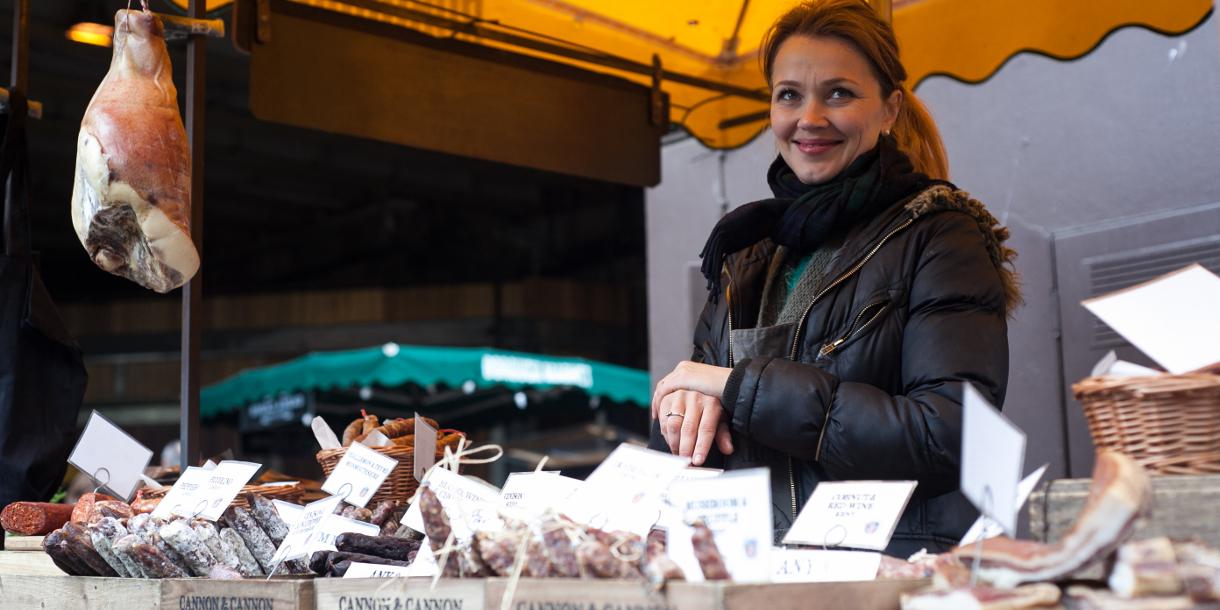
[{"x1": 648, "y1": 0, "x2": 1020, "y2": 556}]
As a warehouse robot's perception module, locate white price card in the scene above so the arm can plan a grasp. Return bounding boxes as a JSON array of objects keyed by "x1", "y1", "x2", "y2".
[
  {"x1": 499, "y1": 471, "x2": 584, "y2": 516},
  {"x1": 562, "y1": 443, "x2": 688, "y2": 535},
  {"x1": 1082, "y1": 263, "x2": 1220, "y2": 374},
  {"x1": 960, "y1": 464, "x2": 1048, "y2": 546},
  {"x1": 321, "y1": 441, "x2": 398, "y2": 508},
  {"x1": 151, "y1": 466, "x2": 211, "y2": 520},
  {"x1": 770, "y1": 548, "x2": 881, "y2": 583},
  {"x1": 272, "y1": 499, "x2": 305, "y2": 528},
  {"x1": 782, "y1": 480, "x2": 917, "y2": 551},
  {"x1": 403, "y1": 467, "x2": 503, "y2": 541},
  {"x1": 67, "y1": 411, "x2": 153, "y2": 501},
  {"x1": 961, "y1": 383, "x2": 1026, "y2": 536},
  {"x1": 406, "y1": 544, "x2": 439, "y2": 577},
  {"x1": 414, "y1": 414, "x2": 438, "y2": 482},
  {"x1": 152, "y1": 461, "x2": 261, "y2": 521},
  {"x1": 343, "y1": 561, "x2": 412, "y2": 579},
  {"x1": 312, "y1": 514, "x2": 382, "y2": 552},
  {"x1": 273, "y1": 494, "x2": 345, "y2": 563},
  {"x1": 664, "y1": 468, "x2": 772, "y2": 582}
]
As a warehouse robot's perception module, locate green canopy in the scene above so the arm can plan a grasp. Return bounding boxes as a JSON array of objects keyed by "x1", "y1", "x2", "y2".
[{"x1": 200, "y1": 344, "x2": 651, "y2": 417}]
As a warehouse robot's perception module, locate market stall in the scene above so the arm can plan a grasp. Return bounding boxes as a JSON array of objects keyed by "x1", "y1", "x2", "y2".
[{"x1": 3, "y1": 0, "x2": 1220, "y2": 608}]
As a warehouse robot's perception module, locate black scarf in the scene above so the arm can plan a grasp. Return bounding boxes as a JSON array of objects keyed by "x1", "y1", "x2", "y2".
[{"x1": 699, "y1": 134, "x2": 935, "y2": 299}]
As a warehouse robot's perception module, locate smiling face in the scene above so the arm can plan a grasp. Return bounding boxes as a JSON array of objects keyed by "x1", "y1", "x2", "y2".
[{"x1": 770, "y1": 35, "x2": 902, "y2": 185}]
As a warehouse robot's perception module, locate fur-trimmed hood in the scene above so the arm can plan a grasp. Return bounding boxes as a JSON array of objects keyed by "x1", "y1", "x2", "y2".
[{"x1": 905, "y1": 184, "x2": 1022, "y2": 315}]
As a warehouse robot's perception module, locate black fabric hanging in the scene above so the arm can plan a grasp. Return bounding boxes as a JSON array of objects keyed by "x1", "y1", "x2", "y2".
[{"x1": 0, "y1": 90, "x2": 88, "y2": 516}]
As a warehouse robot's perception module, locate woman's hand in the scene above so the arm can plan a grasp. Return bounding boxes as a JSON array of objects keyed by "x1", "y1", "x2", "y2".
[
  {"x1": 653, "y1": 361, "x2": 735, "y2": 465},
  {"x1": 656, "y1": 391, "x2": 734, "y2": 466}
]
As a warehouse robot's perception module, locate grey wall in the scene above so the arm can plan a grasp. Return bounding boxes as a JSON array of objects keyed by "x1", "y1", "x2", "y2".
[{"x1": 645, "y1": 14, "x2": 1220, "y2": 482}]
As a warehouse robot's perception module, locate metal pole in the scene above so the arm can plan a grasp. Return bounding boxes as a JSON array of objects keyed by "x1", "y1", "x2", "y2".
[
  {"x1": 10, "y1": 0, "x2": 27, "y2": 91},
  {"x1": 180, "y1": 0, "x2": 207, "y2": 470}
]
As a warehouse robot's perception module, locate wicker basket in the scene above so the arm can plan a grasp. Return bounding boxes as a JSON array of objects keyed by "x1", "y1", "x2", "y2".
[
  {"x1": 1074, "y1": 374, "x2": 1220, "y2": 475},
  {"x1": 315, "y1": 431, "x2": 466, "y2": 505}
]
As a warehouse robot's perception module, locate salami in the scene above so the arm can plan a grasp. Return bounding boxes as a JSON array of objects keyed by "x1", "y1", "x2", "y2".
[
  {"x1": 219, "y1": 526, "x2": 264, "y2": 577},
  {"x1": 112, "y1": 534, "x2": 150, "y2": 578},
  {"x1": 335, "y1": 532, "x2": 420, "y2": 561},
  {"x1": 87, "y1": 517, "x2": 133, "y2": 577},
  {"x1": 643, "y1": 528, "x2": 685, "y2": 584},
  {"x1": 474, "y1": 531, "x2": 517, "y2": 576},
  {"x1": 43, "y1": 529, "x2": 89, "y2": 575},
  {"x1": 194, "y1": 521, "x2": 234, "y2": 571},
  {"x1": 160, "y1": 518, "x2": 218, "y2": 576},
  {"x1": 576, "y1": 537, "x2": 619, "y2": 579},
  {"x1": 223, "y1": 506, "x2": 278, "y2": 572},
  {"x1": 131, "y1": 541, "x2": 190, "y2": 578},
  {"x1": 88, "y1": 501, "x2": 133, "y2": 524},
  {"x1": 418, "y1": 486, "x2": 452, "y2": 552},
  {"x1": 244, "y1": 493, "x2": 290, "y2": 546},
  {"x1": 62, "y1": 522, "x2": 119, "y2": 576},
  {"x1": 541, "y1": 515, "x2": 580, "y2": 577},
  {"x1": 369, "y1": 500, "x2": 396, "y2": 526},
  {"x1": 309, "y1": 550, "x2": 333, "y2": 575},
  {"x1": 2, "y1": 502, "x2": 75, "y2": 535},
  {"x1": 380, "y1": 519, "x2": 400, "y2": 537},
  {"x1": 690, "y1": 520, "x2": 729, "y2": 580},
  {"x1": 70, "y1": 493, "x2": 118, "y2": 525}
]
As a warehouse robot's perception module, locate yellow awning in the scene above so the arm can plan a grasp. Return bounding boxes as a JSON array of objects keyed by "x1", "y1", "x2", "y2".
[{"x1": 228, "y1": 0, "x2": 1212, "y2": 149}]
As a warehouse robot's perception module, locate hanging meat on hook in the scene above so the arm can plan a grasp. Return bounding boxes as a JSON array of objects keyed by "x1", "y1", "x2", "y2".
[{"x1": 71, "y1": 6, "x2": 199, "y2": 293}]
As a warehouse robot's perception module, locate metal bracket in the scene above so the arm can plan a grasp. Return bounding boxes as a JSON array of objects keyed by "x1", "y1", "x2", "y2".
[
  {"x1": 157, "y1": 12, "x2": 227, "y2": 40},
  {"x1": 650, "y1": 53, "x2": 665, "y2": 128}
]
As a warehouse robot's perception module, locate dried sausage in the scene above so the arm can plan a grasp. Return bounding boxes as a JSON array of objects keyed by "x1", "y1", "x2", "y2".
[
  {"x1": 691, "y1": 520, "x2": 730, "y2": 580},
  {"x1": 219, "y1": 526, "x2": 264, "y2": 577},
  {"x1": 160, "y1": 518, "x2": 218, "y2": 576},
  {"x1": 334, "y1": 532, "x2": 420, "y2": 561},
  {"x1": 223, "y1": 506, "x2": 278, "y2": 573},
  {"x1": 244, "y1": 493, "x2": 290, "y2": 546},
  {"x1": 2, "y1": 502, "x2": 75, "y2": 535}
]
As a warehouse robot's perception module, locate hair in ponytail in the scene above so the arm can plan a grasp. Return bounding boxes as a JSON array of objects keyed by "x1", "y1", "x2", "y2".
[{"x1": 761, "y1": 0, "x2": 948, "y2": 180}]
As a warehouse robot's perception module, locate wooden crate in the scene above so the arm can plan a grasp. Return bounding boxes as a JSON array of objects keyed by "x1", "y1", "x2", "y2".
[
  {"x1": 0, "y1": 573, "x2": 312, "y2": 610},
  {"x1": 316, "y1": 577, "x2": 928, "y2": 610},
  {"x1": 717, "y1": 579, "x2": 929, "y2": 610},
  {"x1": 160, "y1": 577, "x2": 313, "y2": 609},
  {"x1": 1030, "y1": 473, "x2": 1220, "y2": 547},
  {"x1": 0, "y1": 575, "x2": 160, "y2": 610},
  {"x1": 315, "y1": 577, "x2": 486, "y2": 610}
]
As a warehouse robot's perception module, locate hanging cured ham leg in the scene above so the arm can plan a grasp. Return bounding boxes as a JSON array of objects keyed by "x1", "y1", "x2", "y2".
[{"x1": 71, "y1": 8, "x2": 199, "y2": 293}]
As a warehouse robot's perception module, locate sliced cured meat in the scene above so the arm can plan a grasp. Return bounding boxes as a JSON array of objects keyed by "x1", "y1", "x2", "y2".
[
  {"x1": 71, "y1": 8, "x2": 198, "y2": 293},
  {"x1": 952, "y1": 452, "x2": 1151, "y2": 588},
  {"x1": 901, "y1": 583, "x2": 1062, "y2": 610},
  {"x1": 1108, "y1": 537, "x2": 1182, "y2": 598}
]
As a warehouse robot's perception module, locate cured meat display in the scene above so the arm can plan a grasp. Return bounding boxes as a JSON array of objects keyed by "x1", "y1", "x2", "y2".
[
  {"x1": 952, "y1": 451, "x2": 1152, "y2": 587},
  {"x1": 71, "y1": 8, "x2": 199, "y2": 293},
  {"x1": 37, "y1": 492, "x2": 309, "y2": 578}
]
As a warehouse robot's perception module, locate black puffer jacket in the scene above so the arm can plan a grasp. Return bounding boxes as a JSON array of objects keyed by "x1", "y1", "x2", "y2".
[{"x1": 649, "y1": 184, "x2": 1020, "y2": 557}]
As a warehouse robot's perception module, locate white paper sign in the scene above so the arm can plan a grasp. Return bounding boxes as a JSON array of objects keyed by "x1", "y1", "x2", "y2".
[
  {"x1": 675, "y1": 467, "x2": 724, "y2": 481},
  {"x1": 960, "y1": 464, "x2": 1048, "y2": 546},
  {"x1": 150, "y1": 460, "x2": 261, "y2": 521},
  {"x1": 1091, "y1": 350, "x2": 1162, "y2": 378},
  {"x1": 414, "y1": 414, "x2": 438, "y2": 482},
  {"x1": 151, "y1": 466, "x2": 211, "y2": 520},
  {"x1": 499, "y1": 471, "x2": 584, "y2": 516},
  {"x1": 664, "y1": 468, "x2": 772, "y2": 582},
  {"x1": 769, "y1": 548, "x2": 881, "y2": 583},
  {"x1": 321, "y1": 442, "x2": 398, "y2": 508},
  {"x1": 782, "y1": 480, "x2": 916, "y2": 550},
  {"x1": 273, "y1": 494, "x2": 345, "y2": 562},
  {"x1": 67, "y1": 411, "x2": 154, "y2": 501},
  {"x1": 403, "y1": 467, "x2": 503, "y2": 541},
  {"x1": 1082, "y1": 264, "x2": 1220, "y2": 374},
  {"x1": 406, "y1": 544, "x2": 439, "y2": 577},
  {"x1": 272, "y1": 499, "x2": 305, "y2": 527},
  {"x1": 197, "y1": 461, "x2": 262, "y2": 521},
  {"x1": 961, "y1": 383, "x2": 1026, "y2": 536},
  {"x1": 343, "y1": 561, "x2": 413, "y2": 579},
  {"x1": 562, "y1": 444, "x2": 689, "y2": 535},
  {"x1": 313, "y1": 514, "x2": 382, "y2": 552}
]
